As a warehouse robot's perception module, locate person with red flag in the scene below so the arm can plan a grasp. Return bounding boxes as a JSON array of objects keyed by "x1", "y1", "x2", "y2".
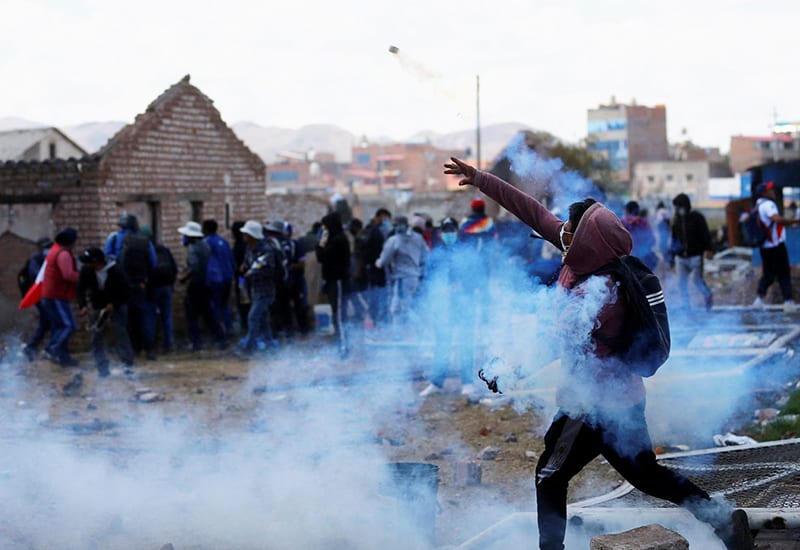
[{"x1": 40, "y1": 228, "x2": 80, "y2": 367}]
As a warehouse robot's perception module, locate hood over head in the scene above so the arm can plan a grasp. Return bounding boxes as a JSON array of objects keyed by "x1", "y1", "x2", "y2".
[
  {"x1": 672, "y1": 193, "x2": 691, "y2": 211},
  {"x1": 321, "y1": 211, "x2": 344, "y2": 236},
  {"x1": 564, "y1": 202, "x2": 632, "y2": 277}
]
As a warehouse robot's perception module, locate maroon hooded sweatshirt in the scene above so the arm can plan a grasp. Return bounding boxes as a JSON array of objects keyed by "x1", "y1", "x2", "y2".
[{"x1": 474, "y1": 171, "x2": 645, "y2": 410}]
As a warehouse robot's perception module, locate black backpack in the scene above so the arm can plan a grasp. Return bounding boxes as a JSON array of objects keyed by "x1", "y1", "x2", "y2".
[
  {"x1": 118, "y1": 232, "x2": 151, "y2": 284},
  {"x1": 740, "y1": 201, "x2": 772, "y2": 247},
  {"x1": 149, "y1": 244, "x2": 177, "y2": 287},
  {"x1": 591, "y1": 255, "x2": 670, "y2": 377}
]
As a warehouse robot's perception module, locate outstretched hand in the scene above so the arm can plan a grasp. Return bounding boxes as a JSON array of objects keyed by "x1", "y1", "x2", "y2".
[{"x1": 443, "y1": 157, "x2": 477, "y2": 187}]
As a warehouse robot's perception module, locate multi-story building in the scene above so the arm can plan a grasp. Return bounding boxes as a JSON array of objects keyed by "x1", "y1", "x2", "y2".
[
  {"x1": 587, "y1": 99, "x2": 669, "y2": 184},
  {"x1": 729, "y1": 122, "x2": 800, "y2": 174},
  {"x1": 346, "y1": 141, "x2": 464, "y2": 194},
  {"x1": 267, "y1": 151, "x2": 341, "y2": 193},
  {"x1": 632, "y1": 160, "x2": 710, "y2": 204}
]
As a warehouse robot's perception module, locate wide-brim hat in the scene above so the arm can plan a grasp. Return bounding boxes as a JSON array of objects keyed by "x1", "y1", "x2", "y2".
[
  {"x1": 241, "y1": 220, "x2": 264, "y2": 240},
  {"x1": 264, "y1": 220, "x2": 286, "y2": 235},
  {"x1": 177, "y1": 221, "x2": 203, "y2": 238}
]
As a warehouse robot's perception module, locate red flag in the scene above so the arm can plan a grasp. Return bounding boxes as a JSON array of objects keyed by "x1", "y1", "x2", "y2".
[{"x1": 18, "y1": 261, "x2": 46, "y2": 309}]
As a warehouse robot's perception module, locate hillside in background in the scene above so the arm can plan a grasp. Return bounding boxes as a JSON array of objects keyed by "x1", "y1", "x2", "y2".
[{"x1": 0, "y1": 116, "x2": 533, "y2": 165}]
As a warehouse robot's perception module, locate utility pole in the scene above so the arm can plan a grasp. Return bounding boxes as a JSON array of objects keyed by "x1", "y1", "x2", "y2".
[{"x1": 476, "y1": 75, "x2": 482, "y2": 168}]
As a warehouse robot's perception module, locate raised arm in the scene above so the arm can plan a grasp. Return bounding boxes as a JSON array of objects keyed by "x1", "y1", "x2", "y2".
[{"x1": 444, "y1": 157, "x2": 564, "y2": 247}]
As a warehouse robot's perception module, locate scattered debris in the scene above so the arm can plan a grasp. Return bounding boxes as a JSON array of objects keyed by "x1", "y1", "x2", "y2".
[
  {"x1": 503, "y1": 432, "x2": 518, "y2": 443},
  {"x1": 87, "y1": 403, "x2": 98, "y2": 411},
  {"x1": 137, "y1": 392, "x2": 163, "y2": 403},
  {"x1": 755, "y1": 408, "x2": 780, "y2": 424},
  {"x1": 713, "y1": 432, "x2": 758, "y2": 447},
  {"x1": 525, "y1": 450, "x2": 538, "y2": 460},
  {"x1": 62, "y1": 373, "x2": 83, "y2": 397},
  {"x1": 590, "y1": 523, "x2": 689, "y2": 550},
  {"x1": 478, "y1": 446, "x2": 500, "y2": 460},
  {"x1": 454, "y1": 460, "x2": 482, "y2": 486},
  {"x1": 479, "y1": 426, "x2": 492, "y2": 436}
]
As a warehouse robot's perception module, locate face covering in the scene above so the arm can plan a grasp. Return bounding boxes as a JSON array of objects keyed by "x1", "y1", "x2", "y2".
[
  {"x1": 395, "y1": 224, "x2": 408, "y2": 234},
  {"x1": 182, "y1": 235, "x2": 190, "y2": 247},
  {"x1": 559, "y1": 224, "x2": 572, "y2": 256},
  {"x1": 441, "y1": 232, "x2": 457, "y2": 246}
]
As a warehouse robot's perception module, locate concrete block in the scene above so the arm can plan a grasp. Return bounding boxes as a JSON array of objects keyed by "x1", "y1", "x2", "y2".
[{"x1": 590, "y1": 523, "x2": 689, "y2": 550}]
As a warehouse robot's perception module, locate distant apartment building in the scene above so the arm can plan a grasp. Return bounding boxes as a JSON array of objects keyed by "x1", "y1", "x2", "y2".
[
  {"x1": 0, "y1": 127, "x2": 87, "y2": 162},
  {"x1": 729, "y1": 122, "x2": 800, "y2": 174},
  {"x1": 632, "y1": 160, "x2": 709, "y2": 204},
  {"x1": 587, "y1": 99, "x2": 669, "y2": 184},
  {"x1": 346, "y1": 141, "x2": 464, "y2": 194}
]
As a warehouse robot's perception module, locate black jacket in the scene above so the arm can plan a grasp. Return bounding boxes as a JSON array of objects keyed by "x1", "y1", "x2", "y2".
[
  {"x1": 316, "y1": 212, "x2": 351, "y2": 282},
  {"x1": 78, "y1": 262, "x2": 131, "y2": 309}
]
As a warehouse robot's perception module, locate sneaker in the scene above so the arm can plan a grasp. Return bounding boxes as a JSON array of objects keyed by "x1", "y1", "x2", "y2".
[
  {"x1": 752, "y1": 296, "x2": 765, "y2": 308},
  {"x1": 21, "y1": 344, "x2": 36, "y2": 362},
  {"x1": 42, "y1": 349, "x2": 60, "y2": 365},
  {"x1": 716, "y1": 509, "x2": 753, "y2": 550},
  {"x1": 419, "y1": 383, "x2": 441, "y2": 397}
]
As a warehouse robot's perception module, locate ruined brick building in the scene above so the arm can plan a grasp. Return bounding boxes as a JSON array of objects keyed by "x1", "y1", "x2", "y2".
[{"x1": 0, "y1": 75, "x2": 268, "y2": 333}]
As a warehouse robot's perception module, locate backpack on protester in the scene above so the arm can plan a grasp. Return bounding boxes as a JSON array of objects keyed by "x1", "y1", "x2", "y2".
[
  {"x1": 590, "y1": 255, "x2": 671, "y2": 377},
  {"x1": 740, "y1": 202, "x2": 773, "y2": 248},
  {"x1": 205, "y1": 236, "x2": 234, "y2": 286},
  {"x1": 266, "y1": 236, "x2": 289, "y2": 285},
  {"x1": 148, "y1": 244, "x2": 178, "y2": 287},
  {"x1": 117, "y1": 232, "x2": 152, "y2": 283}
]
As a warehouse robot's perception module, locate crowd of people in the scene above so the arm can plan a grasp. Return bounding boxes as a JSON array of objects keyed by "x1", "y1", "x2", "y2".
[{"x1": 16, "y1": 178, "x2": 798, "y2": 381}]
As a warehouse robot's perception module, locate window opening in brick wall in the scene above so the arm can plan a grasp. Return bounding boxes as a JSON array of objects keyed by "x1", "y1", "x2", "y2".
[
  {"x1": 225, "y1": 202, "x2": 231, "y2": 229},
  {"x1": 148, "y1": 201, "x2": 160, "y2": 241},
  {"x1": 686, "y1": 173, "x2": 694, "y2": 182},
  {"x1": 191, "y1": 201, "x2": 203, "y2": 222},
  {"x1": 48, "y1": 143, "x2": 56, "y2": 159}
]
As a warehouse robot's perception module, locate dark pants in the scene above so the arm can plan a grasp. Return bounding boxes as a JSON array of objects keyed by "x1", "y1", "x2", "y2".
[
  {"x1": 758, "y1": 242, "x2": 793, "y2": 301},
  {"x1": 150, "y1": 285, "x2": 174, "y2": 352},
  {"x1": 324, "y1": 279, "x2": 349, "y2": 357},
  {"x1": 185, "y1": 283, "x2": 224, "y2": 350},
  {"x1": 207, "y1": 281, "x2": 233, "y2": 341},
  {"x1": 535, "y1": 402, "x2": 711, "y2": 550},
  {"x1": 90, "y1": 305, "x2": 134, "y2": 369},
  {"x1": 26, "y1": 302, "x2": 52, "y2": 349},
  {"x1": 128, "y1": 284, "x2": 155, "y2": 355},
  {"x1": 41, "y1": 298, "x2": 77, "y2": 365},
  {"x1": 364, "y1": 283, "x2": 389, "y2": 326}
]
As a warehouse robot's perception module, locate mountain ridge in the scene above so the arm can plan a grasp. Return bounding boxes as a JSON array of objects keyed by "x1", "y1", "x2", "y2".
[{"x1": 0, "y1": 116, "x2": 533, "y2": 164}]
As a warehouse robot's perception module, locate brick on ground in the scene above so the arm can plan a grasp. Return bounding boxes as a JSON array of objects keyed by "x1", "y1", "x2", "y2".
[{"x1": 590, "y1": 523, "x2": 689, "y2": 550}]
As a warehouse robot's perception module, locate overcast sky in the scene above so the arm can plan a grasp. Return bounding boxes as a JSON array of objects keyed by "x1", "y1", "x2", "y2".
[{"x1": 1, "y1": 0, "x2": 797, "y2": 152}]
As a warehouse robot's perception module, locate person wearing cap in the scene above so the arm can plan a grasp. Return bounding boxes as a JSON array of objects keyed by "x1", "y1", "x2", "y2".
[
  {"x1": 77, "y1": 247, "x2": 134, "y2": 376},
  {"x1": 752, "y1": 181, "x2": 800, "y2": 309},
  {"x1": 418, "y1": 217, "x2": 480, "y2": 397},
  {"x1": 41, "y1": 228, "x2": 81, "y2": 367},
  {"x1": 237, "y1": 220, "x2": 282, "y2": 354},
  {"x1": 19, "y1": 237, "x2": 54, "y2": 361},
  {"x1": 178, "y1": 221, "x2": 223, "y2": 351},
  {"x1": 104, "y1": 213, "x2": 158, "y2": 359},
  {"x1": 375, "y1": 214, "x2": 429, "y2": 327},
  {"x1": 669, "y1": 193, "x2": 715, "y2": 311}
]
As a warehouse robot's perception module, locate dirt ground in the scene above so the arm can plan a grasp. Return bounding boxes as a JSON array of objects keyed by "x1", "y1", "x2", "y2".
[{"x1": 0, "y1": 258, "x2": 795, "y2": 548}]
